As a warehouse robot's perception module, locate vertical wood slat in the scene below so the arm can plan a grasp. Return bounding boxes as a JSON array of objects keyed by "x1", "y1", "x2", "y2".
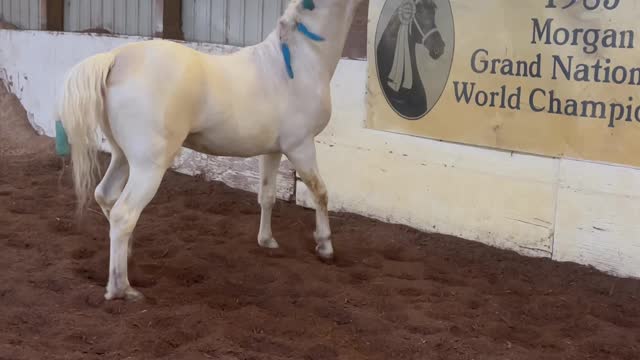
[
  {"x1": 9, "y1": 0, "x2": 17, "y2": 27},
  {"x1": 4, "y1": 0, "x2": 9, "y2": 23},
  {"x1": 102, "y1": 0, "x2": 114, "y2": 32},
  {"x1": 113, "y1": 0, "x2": 126, "y2": 33},
  {"x1": 6, "y1": 0, "x2": 11, "y2": 25},
  {"x1": 64, "y1": 0, "x2": 74, "y2": 30},
  {"x1": 125, "y1": 0, "x2": 138, "y2": 34},
  {"x1": 65, "y1": 0, "x2": 80, "y2": 32},
  {"x1": 0, "y1": 1, "x2": 8, "y2": 22},
  {"x1": 193, "y1": 0, "x2": 210, "y2": 42},
  {"x1": 69, "y1": 0, "x2": 79, "y2": 30},
  {"x1": 243, "y1": 0, "x2": 261, "y2": 46},
  {"x1": 10, "y1": 0, "x2": 19, "y2": 26},
  {"x1": 44, "y1": 0, "x2": 65, "y2": 31},
  {"x1": 210, "y1": 0, "x2": 225, "y2": 43},
  {"x1": 1, "y1": 1, "x2": 6, "y2": 22},
  {"x1": 28, "y1": 0, "x2": 39, "y2": 29},
  {"x1": 2, "y1": 0, "x2": 8, "y2": 23},
  {"x1": 226, "y1": 0, "x2": 244, "y2": 46},
  {"x1": 161, "y1": 0, "x2": 183, "y2": 40},
  {"x1": 39, "y1": 0, "x2": 48, "y2": 30},
  {"x1": 78, "y1": 0, "x2": 90, "y2": 30},
  {"x1": 137, "y1": 0, "x2": 151, "y2": 36},
  {"x1": 90, "y1": 0, "x2": 102, "y2": 29},
  {"x1": 182, "y1": 0, "x2": 194, "y2": 39},
  {"x1": 261, "y1": 0, "x2": 281, "y2": 42},
  {"x1": 152, "y1": 0, "x2": 163, "y2": 37}
]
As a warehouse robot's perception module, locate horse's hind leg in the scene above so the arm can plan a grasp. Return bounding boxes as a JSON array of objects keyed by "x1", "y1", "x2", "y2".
[
  {"x1": 285, "y1": 140, "x2": 333, "y2": 260},
  {"x1": 104, "y1": 163, "x2": 167, "y2": 301},
  {"x1": 257, "y1": 153, "x2": 282, "y2": 249},
  {"x1": 94, "y1": 142, "x2": 139, "y2": 259},
  {"x1": 95, "y1": 144, "x2": 129, "y2": 219}
]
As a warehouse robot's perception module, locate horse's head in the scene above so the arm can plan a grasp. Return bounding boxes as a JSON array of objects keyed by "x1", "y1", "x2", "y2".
[{"x1": 413, "y1": 0, "x2": 445, "y2": 60}]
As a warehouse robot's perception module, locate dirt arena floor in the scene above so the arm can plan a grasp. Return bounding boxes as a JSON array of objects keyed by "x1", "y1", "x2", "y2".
[{"x1": 1, "y1": 86, "x2": 640, "y2": 360}]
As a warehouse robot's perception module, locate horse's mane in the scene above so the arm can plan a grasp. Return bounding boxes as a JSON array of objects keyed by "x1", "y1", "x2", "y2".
[
  {"x1": 282, "y1": 0, "x2": 314, "y2": 25},
  {"x1": 278, "y1": 0, "x2": 304, "y2": 41}
]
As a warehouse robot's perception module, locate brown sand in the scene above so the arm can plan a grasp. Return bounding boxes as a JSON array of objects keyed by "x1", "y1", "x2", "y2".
[{"x1": 1, "y1": 85, "x2": 639, "y2": 359}]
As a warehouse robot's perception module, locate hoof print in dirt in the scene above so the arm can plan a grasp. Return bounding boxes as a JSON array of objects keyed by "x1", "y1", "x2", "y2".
[{"x1": 84, "y1": 293, "x2": 106, "y2": 308}]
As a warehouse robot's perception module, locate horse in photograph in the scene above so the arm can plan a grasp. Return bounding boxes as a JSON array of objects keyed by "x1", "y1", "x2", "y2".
[
  {"x1": 56, "y1": 0, "x2": 365, "y2": 301},
  {"x1": 376, "y1": 0, "x2": 445, "y2": 119}
]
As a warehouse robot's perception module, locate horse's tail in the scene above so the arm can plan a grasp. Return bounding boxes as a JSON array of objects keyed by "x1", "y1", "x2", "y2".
[{"x1": 57, "y1": 51, "x2": 116, "y2": 217}]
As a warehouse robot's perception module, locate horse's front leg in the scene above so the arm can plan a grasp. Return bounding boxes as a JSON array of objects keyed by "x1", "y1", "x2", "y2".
[
  {"x1": 257, "y1": 153, "x2": 282, "y2": 249},
  {"x1": 285, "y1": 140, "x2": 333, "y2": 260}
]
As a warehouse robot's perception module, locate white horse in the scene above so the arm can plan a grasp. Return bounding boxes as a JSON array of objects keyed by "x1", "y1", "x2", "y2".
[{"x1": 57, "y1": 0, "x2": 365, "y2": 301}]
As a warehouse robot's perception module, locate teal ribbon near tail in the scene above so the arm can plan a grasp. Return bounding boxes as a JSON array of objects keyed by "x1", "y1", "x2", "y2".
[
  {"x1": 303, "y1": 0, "x2": 315, "y2": 10},
  {"x1": 55, "y1": 119, "x2": 70, "y2": 157}
]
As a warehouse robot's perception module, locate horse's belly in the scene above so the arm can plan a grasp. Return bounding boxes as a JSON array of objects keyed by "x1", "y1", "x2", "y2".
[{"x1": 183, "y1": 124, "x2": 280, "y2": 158}]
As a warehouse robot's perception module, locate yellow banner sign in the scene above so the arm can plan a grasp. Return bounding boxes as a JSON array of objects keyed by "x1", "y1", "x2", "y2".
[{"x1": 366, "y1": 0, "x2": 640, "y2": 167}]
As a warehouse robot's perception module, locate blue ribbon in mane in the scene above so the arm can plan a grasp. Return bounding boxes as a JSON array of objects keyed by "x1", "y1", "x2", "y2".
[{"x1": 280, "y1": 0, "x2": 324, "y2": 79}]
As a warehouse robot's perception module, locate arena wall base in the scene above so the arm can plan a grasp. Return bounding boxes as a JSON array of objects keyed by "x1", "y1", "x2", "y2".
[{"x1": 1, "y1": 29, "x2": 639, "y2": 279}]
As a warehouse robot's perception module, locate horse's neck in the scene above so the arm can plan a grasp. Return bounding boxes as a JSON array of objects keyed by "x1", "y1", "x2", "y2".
[
  {"x1": 308, "y1": 0, "x2": 358, "y2": 75},
  {"x1": 312, "y1": 3, "x2": 359, "y2": 75},
  {"x1": 287, "y1": 2, "x2": 360, "y2": 80},
  {"x1": 235, "y1": 2, "x2": 359, "y2": 85}
]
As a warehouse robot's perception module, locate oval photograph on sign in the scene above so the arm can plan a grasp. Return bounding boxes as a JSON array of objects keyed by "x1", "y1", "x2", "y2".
[{"x1": 375, "y1": 0, "x2": 455, "y2": 120}]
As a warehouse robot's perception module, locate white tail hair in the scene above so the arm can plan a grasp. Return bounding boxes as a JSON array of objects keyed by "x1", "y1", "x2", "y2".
[{"x1": 57, "y1": 52, "x2": 116, "y2": 216}]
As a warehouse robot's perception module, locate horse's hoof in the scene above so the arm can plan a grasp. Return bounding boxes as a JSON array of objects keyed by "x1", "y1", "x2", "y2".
[
  {"x1": 258, "y1": 237, "x2": 280, "y2": 249},
  {"x1": 104, "y1": 286, "x2": 145, "y2": 302},
  {"x1": 315, "y1": 242, "x2": 334, "y2": 262}
]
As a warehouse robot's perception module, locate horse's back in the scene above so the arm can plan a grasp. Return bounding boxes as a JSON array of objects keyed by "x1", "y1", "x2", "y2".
[{"x1": 108, "y1": 39, "x2": 204, "y2": 88}]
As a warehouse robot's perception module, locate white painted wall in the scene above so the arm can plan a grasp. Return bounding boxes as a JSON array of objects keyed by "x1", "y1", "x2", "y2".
[{"x1": 1, "y1": 29, "x2": 639, "y2": 279}]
